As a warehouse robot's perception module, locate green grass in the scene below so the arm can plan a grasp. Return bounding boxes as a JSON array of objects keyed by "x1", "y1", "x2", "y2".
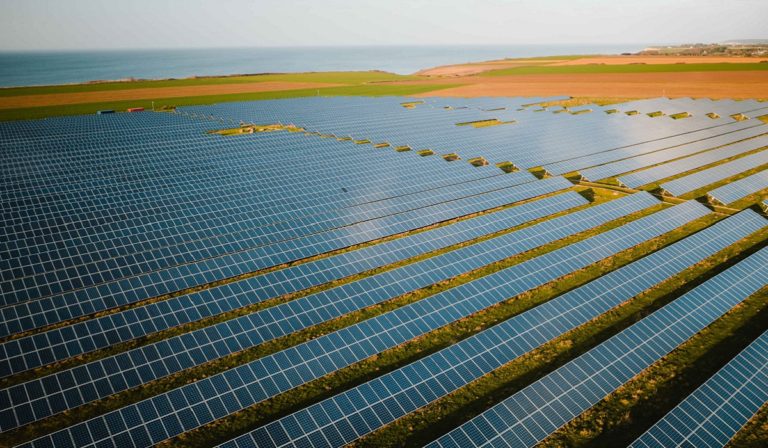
[
  {"x1": 0, "y1": 71, "x2": 416, "y2": 97},
  {"x1": 482, "y1": 62, "x2": 768, "y2": 77},
  {"x1": 0, "y1": 83, "x2": 458, "y2": 121}
]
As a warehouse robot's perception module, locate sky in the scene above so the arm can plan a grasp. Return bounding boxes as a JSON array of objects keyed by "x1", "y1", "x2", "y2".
[{"x1": 0, "y1": 0, "x2": 766, "y2": 51}]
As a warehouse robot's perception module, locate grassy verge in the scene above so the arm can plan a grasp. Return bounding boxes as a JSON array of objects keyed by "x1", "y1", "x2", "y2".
[
  {"x1": 483, "y1": 62, "x2": 768, "y2": 77},
  {"x1": 0, "y1": 84, "x2": 457, "y2": 121},
  {"x1": 355, "y1": 227, "x2": 767, "y2": 447}
]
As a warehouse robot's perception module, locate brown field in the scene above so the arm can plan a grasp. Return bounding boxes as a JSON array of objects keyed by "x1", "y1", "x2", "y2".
[
  {"x1": 0, "y1": 81, "x2": 344, "y2": 109},
  {"x1": 551, "y1": 55, "x2": 765, "y2": 66},
  {"x1": 416, "y1": 59, "x2": 570, "y2": 76},
  {"x1": 4, "y1": 55, "x2": 767, "y2": 117},
  {"x1": 418, "y1": 55, "x2": 767, "y2": 77},
  {"x1": 404, "y1": 71, "x2": 768, "y2": 99}
]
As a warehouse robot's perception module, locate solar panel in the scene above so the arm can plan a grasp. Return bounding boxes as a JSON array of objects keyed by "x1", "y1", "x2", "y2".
[
  {"x1": 707, "y1": 169, "x2": 768, "y2": 205},
  {"x1": 1, "y1": 167, "x2": 537, "y2": 306},
  {"x1": 542, "y1": 119, "x2": 761, "y2": 175},
  {"x1": 0, "y1": 190, "x2": 587, "y2": 379},
  {"x1": 0, "y1": 177, "x2": 574, "y2": 340},
  {"x1": 16, "y1": 199, "x2": 714, "y2": 448},
  {"x1": 631, "y1": 330, "x2": 768, "y2": 448},
  {"x1": 0, "y1": 192, "x2": 653, "y2": 429},
  {"x1": 427, "y1": 246, "x2": 768, "y2": 448},
  {"x1": 218, "y1": 207, "x2": 765, "y2": 448},
  {"x1": 661, "y1": 150, "x2": 768, "y2": 197},
  {"x1": 618, "y1": 134, "x2": 768, "y2": 188},
  {"x1": 577, "y1": 126, "x2": 767, "y2": 182}
]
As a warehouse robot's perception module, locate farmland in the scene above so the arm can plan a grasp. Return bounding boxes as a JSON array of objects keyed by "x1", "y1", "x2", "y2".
[{"x1": 3, "y1": 54, "x2": 768, "y2": 121}]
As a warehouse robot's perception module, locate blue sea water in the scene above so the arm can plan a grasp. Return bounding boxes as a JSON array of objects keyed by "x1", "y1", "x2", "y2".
[{"x1": 0, "y1": 44, "x2": 646, "y2": 88}]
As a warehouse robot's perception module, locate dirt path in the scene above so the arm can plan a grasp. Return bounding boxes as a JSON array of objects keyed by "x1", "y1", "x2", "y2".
[
  {"x1": 408, "y1": 71, "x2": 768, "y2": 100},
  {"x1": 0, "y1": 82, "x2": 345, "y2": 109}
]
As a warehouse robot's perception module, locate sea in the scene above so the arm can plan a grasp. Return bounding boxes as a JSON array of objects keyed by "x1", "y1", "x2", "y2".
[{"x1": 0, "y1": 44, "x2": 646, "y2": 88}]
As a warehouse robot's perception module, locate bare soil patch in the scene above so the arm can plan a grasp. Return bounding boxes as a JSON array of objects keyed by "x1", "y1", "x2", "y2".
[
  {"x1": 408, "y1": 71, "x2": 768, "y2": 99},
  {"x1": 552, "y1": 55, "x2": 766, "y2": 66},
  {"x1": 416, "y1": 55, "x2": 766, "y2": 77},
  {"x1": 416, "y1": 59, "x2": 570, "y2": 77},
  {"x1": 0, "y1": 82, "x2": 345, "y2": 109}
]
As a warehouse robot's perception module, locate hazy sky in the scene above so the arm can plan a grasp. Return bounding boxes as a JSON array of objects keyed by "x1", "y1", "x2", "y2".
[{"x1": 1, "y1": 0, "x2": 765, "y2": 51}]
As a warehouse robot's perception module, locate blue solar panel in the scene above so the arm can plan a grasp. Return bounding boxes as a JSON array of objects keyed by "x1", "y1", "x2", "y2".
[
  {"x1": 618, "y1": 133, "x2": 768, "y2": 188},
  {"x1": 1, "y1": 167, "x2": 536, "y2": 306},
  {"x1": 580, "y1": 127, "x2": 767, "y2": 183},
  {"x1": 17, "y1": 199, "x2": 717, "y2": 448},
  {"x1": 0, "y1": 190, "x2": 587, "y2": 379},
  {"x1": 218, "y1": 207, "x2": 767, "y2": 448},
  {"x1": 0, "y1": 176, "x2": 574, "y2": 340},
  {"x1": 707, "y1": 169, "x2": 768, "y2": 205},
  {"x1": 631, "y1": 330, "x2": 768, "y2": 448},
  {"x1": 0, "y1": 193, "x2": 654, "y2": 430},
  {"x1": 427, "y1": 246, "x2": 768, "y2": 448},
  {"x1": 5, "y1": 96, "x2": 767, "y2": 448},
  {"x1": 661, "y1": 150, "x2": 768, "y2": 197}
]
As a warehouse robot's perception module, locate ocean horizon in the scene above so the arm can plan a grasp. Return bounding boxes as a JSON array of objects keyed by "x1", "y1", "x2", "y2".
[{"x1": 0, "y1": 44, "x2": 647, "y2": 88}]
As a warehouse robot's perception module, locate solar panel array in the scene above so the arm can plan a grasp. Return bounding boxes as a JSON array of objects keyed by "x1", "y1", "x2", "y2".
[
  {"x1": 580, "y1": 131, "x2": 768, "y2": 184},
  {"x1": 631, "y1": 329, "x2": 768, "y2": 448},
  {"x1": 707, "y1": 169, "x2": 768, "y2": 205},
  {"x1": 617, "y1": 134, "x2": 768, "y2": 188},
  {"x1": 0, "y1": 187, "x2": 582, "y2": 379},
  {"x1": 17, "y1": 196, "x2": 703, "y2": 447},
  {"x1": 3, "y1": 95, "x2": 768, "y2": 448},
  {"x1": 660, "y1": 149, "x2": 768, "y2": 197},
  {"x1": 428, "y1": 246, "x2": 768, "y2": 448},
  {"x1": 221, "y1": 209, "x2": 765, "y2": 448}
]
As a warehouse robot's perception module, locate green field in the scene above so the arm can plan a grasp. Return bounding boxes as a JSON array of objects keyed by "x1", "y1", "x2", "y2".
[
  {"x1": 483, "y1": 62, "x2": 768, "y2": 76},
  {"x1": 0, "y1": 82, "x2": 457, "y2": 121},
  {"x1": 0, "y1": 71, "x2": 416, "y2": 97}
]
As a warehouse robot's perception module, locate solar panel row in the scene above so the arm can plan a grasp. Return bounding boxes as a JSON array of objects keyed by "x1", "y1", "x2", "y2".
[
  {"x1": 0, "y1": 177, "x2": 574, "y2": 340},
  {"x1": 0, "y1": 192, "x2": 647, "y2": 429},
  {"x1": 220, "y1": 209, "x2": 765, "y2": 448},
  {"x1": 661, "y1": 150, "x2": 768, "y2": 197},
  {"x1": 707, "y1": 169, "x2": 768, "y2": 205},
  {"x1": 631, "y1": 329, "x2": 768, "y2": 448},
  {"x1": 16, "y1": 199, "x2": 710, "y2": 448},
  {"x1": 0, "y1": 192, "x2": 591, "y2": 382},
  {"x1": 580, "y1": 129, "x2": 768, "y2": 184},
  {"x1": 618, "y1": 134, "x2": 768, "y2": 188},
  {"x1": 545, "y1": 120, "x2": 763, "y2": 177},
  {"x1": 427, "y1": 245, "x2": 768, "y2": 448}
]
